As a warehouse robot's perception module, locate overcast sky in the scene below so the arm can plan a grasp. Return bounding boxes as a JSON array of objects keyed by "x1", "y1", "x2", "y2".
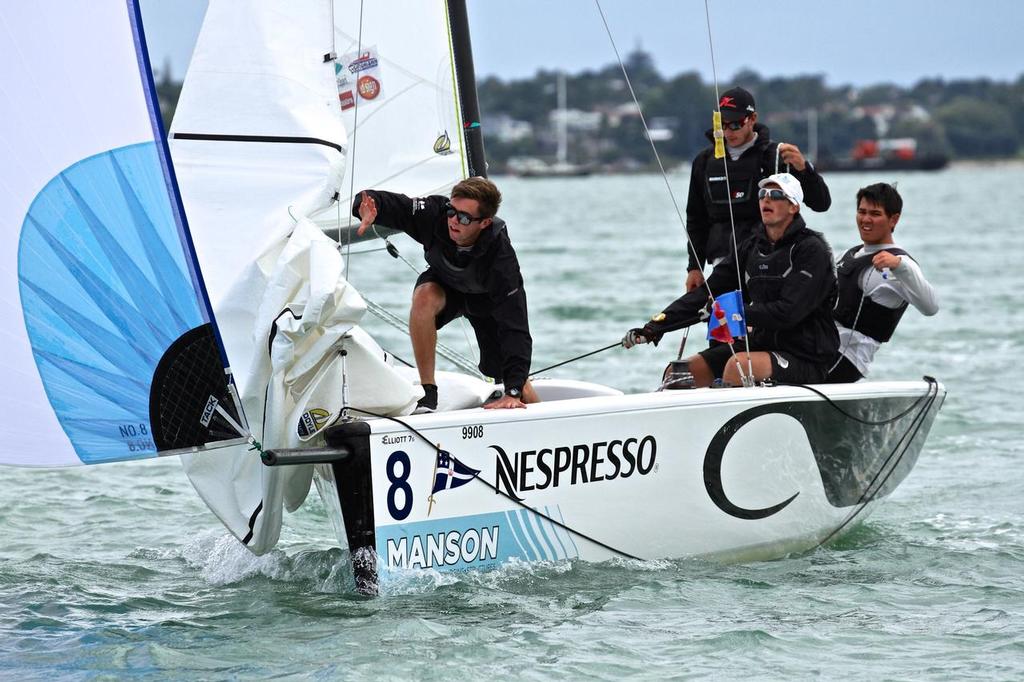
[{"x1": 142, "y1": 1, "x2": 1023, "y2": 87}]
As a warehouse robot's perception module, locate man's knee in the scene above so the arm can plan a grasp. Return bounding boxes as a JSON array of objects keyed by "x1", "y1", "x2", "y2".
[
  {"x1": 723, "y1": 351, "x2": 772, "y2": 384},
  {"x1": 721, "y1": 353, "x2": 747, "y2": 385},
  {"x1": 412, "y1": 282, "x2": 446, "y2": 316},
  {"x1": 687, "y1": 353, "x2": 714, "y2": 387}
]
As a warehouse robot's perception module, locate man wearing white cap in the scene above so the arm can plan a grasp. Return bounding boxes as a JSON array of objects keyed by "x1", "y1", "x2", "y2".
[{"x1": 623, "y1": 173, "x2": 840, "y2": 387}]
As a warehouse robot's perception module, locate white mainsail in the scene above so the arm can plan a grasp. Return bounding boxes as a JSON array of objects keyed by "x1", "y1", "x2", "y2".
[{"x1": 319, "y1": 0, "x2": 473, "y2": 234}]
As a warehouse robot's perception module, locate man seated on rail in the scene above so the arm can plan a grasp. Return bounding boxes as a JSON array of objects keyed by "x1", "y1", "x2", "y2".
[
  {"x1": 355, "y1": 177, "x2": 538, "y2": 412},
  {"x1": 622, "y1": 173, "x2": 839, "y2": 387},
  {"x1": 825, "y1": 182, "x2": 939, "y2": 382}
]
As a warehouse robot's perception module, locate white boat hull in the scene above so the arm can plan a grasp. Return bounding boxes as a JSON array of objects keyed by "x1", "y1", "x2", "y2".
[{"x1": 302, "y1": 379, "x2": 944, "y2": 591}]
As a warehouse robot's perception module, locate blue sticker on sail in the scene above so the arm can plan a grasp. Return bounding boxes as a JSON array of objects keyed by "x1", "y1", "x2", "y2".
[{"x1": 18, "y1": 142, "x2": 209, "y2": 463}]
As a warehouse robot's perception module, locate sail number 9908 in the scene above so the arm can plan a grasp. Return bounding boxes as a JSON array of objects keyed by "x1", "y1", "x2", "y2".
[{"x1": 462, "y1": 425, "x2": 484, "y2": 439}]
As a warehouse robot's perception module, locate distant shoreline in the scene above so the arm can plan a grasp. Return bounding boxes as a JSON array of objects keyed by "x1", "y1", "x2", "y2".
[{"x1": 948, "y1": 157, "x2": 1024, "y2": 167}]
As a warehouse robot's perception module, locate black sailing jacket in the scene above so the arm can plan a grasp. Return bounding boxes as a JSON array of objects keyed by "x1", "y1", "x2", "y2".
[
  {"x1": 685, "y1": 122, "x2": 832, "y2": 271},
  {"x1": 647, "y1": 214, "x2": 839, "y2": 366},
  {"x1": 353, "y1": 190, "x2": 532, "y2": 389}
]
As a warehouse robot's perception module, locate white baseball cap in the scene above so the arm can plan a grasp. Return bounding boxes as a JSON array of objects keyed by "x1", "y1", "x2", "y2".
[{"x1": 758, "y1": 173, "x2": 803, "y2": 206}]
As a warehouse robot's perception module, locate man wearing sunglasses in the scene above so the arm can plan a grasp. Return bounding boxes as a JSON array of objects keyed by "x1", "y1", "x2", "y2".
[
  {"x1": 684, "y1": 86, "x2": 832, "y2": 295},
  {"x1": 354, "y1": 177, "x2": 537, "y2": 412},
  {"x1": 623, "y1": 173, "x2": 839, "y2": 387}
]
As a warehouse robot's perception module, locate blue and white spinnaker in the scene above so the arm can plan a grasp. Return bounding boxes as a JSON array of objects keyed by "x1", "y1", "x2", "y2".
[{"x1": 0, "y1": 2, "x2": 245, "y2": 465}]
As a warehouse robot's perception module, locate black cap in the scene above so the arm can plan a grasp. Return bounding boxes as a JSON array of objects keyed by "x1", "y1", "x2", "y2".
[{"x1": 718, "y1": 87, "x2": 756, "y2": 121}]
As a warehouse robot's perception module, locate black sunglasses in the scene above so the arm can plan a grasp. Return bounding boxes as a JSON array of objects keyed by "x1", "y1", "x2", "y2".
[
  {"x1": 723, "y1": 118, "x2": 748, "y2": 131},
  {"x1": 445, "y1": 203, "x2": 484, "y2": 225},
  {"x1": 758, "y1": 188, "x2": 789, "y2": 201}
]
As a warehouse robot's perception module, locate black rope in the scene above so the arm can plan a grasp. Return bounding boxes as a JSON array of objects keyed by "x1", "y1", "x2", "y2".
[
  {"x1": 345, "y1": 407, "x2": 641, "y2": 561},
  {"x1": 811, "y1": 377, "x2": 941, "y2": 548},
  {"x1": 383, "y1": 349, "x2": 415, "y2": 368},
  {"x1": 530, "y1": 341, "x2": 622, "y2": 377},
  {"x1": 774, "y1": 375, "x2": 939, "y2": 426}
]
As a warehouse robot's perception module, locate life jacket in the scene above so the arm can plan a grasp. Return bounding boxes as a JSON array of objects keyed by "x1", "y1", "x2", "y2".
[
  {"x1": 833, "y1": 245, "x2": 911, "y2": 342},
  {"x1": 422, "y1": 217, "x2": 507, "y2": 295},
  {"x1": 702, "y1": 125, "x2": 780, "y2": 226},
  {"x1": 741, "y1": 216, "x2": 839, "y2": 363}
]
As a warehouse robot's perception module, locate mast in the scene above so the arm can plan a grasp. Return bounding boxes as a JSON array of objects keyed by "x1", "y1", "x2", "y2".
[
  {"x1": 447, "y1": 0, "x2": 487, "y2": 178},
  {"x1": 556, "y1": 71, "x2": 568, "y2": 165}
]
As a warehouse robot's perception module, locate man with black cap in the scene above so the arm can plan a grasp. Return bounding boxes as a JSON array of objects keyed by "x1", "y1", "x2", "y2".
[
  {"x1": 624, "y1": 173, "x2": 839, "y2": 387},
  {"x1": 684, "y1": 86, "x2": 832, "y2": 293}
]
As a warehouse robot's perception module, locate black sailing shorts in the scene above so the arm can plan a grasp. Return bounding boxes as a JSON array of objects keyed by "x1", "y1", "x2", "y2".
[
  {"x1": 698, "y1": 343, "x2": 828, "y2": 385},
  {"x1": 415, "y1": 269, "x2": 502, "y2": 380}
]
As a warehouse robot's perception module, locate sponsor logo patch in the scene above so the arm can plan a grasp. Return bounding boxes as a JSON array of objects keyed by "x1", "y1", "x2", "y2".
[
  {"x1": 357, "y1": 75, "x2": 381, "y2": 100},
  {"x1": 297, "y1": 408, "x2": 332, "y2": 438},
  {"x1": 433, "y1": 131, "x2": 453, "y2": 155},
  {"x1": 347, "y1": 51, "x2": 379, "y2": 73}
]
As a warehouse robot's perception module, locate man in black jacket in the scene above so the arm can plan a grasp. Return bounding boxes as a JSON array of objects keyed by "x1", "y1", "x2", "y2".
[
  {"x1": 624, "y1": 173, "x2": 839, "y2": 387},
  {"x1": 684, "y1": 86, "x2": 831, "y2": 293},
  {"x1": 355, "y1": 177, "x2": 536, "y2": 411}
]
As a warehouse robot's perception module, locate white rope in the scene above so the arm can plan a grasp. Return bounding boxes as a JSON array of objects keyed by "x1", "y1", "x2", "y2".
[
  {"x1": 702, "y1": 0, "x2": 753, "y2": 385},
  {"x1": 594, "y1": 0, "x2": 749, "y2": 384}
]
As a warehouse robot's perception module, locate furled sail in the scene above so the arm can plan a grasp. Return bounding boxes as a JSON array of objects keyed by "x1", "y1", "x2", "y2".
[
  {"x1": 170, "y1": 0, "x2": 423, "y2": 553},
  {"x1": 0, "y1": 2, "x2": 246, "y2": 466},
  {"x1": 169, "y1": 0, "x2": 348, "y2": 361}
]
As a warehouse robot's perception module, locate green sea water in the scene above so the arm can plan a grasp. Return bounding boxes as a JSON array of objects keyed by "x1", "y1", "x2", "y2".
[{"x1": 1, "y1": 164, "x2": 1021, "y2": 679}]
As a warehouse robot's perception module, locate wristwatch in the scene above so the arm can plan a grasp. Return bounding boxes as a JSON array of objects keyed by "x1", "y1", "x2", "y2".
[{"x1": 505, "y1": 387, "x2": 522, "y2": 399}]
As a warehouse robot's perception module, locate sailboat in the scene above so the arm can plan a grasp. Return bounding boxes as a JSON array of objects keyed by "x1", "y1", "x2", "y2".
[
  {"x1": 0, "y1": 1, "x2": 944, "y2": 596},
  {"x1": 511, "y1": 71, "x2": 593, "y2": 178}
]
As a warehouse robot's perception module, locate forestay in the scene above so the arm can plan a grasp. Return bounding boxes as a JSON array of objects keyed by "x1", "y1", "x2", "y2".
[{"x1": 0, "y1": 2, "x2": 245, "y2": 466}]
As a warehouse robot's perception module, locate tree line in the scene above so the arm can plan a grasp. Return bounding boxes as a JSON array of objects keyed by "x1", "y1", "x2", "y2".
[
  {"x1": 477, "y1": 50, "x2": 1024, "y2": 171},
  {"x1": 156, "y1": 50, "x2": 1024, "y2": 171}
]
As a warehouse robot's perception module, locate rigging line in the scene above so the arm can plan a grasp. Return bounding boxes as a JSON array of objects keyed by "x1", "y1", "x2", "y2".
[
  {"x1": 594, "y1": 0, "x2": 747, "y2": 383},
  {"x1": 362, "y1": 296, "x2": 483, "y2": 377},
  {"x1": 817, "y1": 394, "x2": 934, "y2": 549},
  {"x1": 850, "y1": 384, "x2": 938, "y2": 507},
  {"x1": 828, "y1": 290, "x2": 867, "y2": 375},
  {"x1": 373, "y1": 225, "x2": 421, "y2": 273},
  {"x1": 369, "y1": 225, "x2": 480, "y2": 365},
  {"x1": 530, "y1": 341, "x2": 622, "y2": 377},
  {"x1": 814, "y1": 380, "x2": 939, "y2": 548},
  {"x1": 345, "y1": 407, "x2": 641, "y2": 561},
  {"x1": 776, "y1": 376, "x2": 938, "y2": 426},
  {"x1": 592, "y1": 0, "x2": 703, "y2": 298},
  {"x1": 383, "y1": 349, "x2": 415, "y2": 368},
  {"x1": 339, "y1": 0, "x2": 367, "y2": 275},
  {"x1": 703, "y1": 0, "x2": 753, "y2": 379}
]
